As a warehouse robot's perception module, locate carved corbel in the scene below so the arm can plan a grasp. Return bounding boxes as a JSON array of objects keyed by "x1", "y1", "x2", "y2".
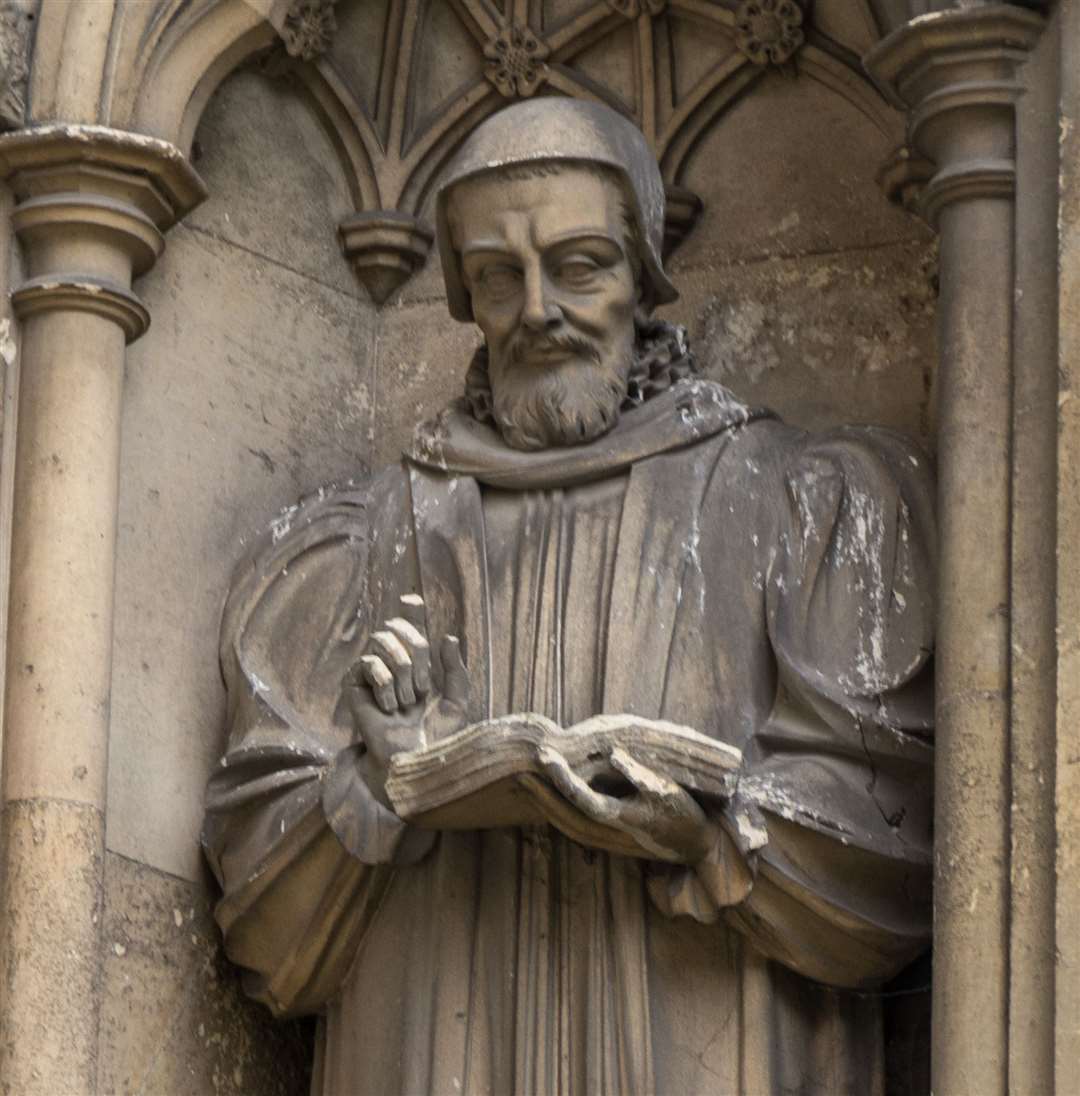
[
  {"x1": 866, "y1": 8, "x2": 1042, "y2": 228},
  {"x1": 662, "y1": 183, "x2": 704, "y2": 260},
  {"x1": 339, "y1": 210, "x2": 434, "y2": 306},
  {"x1": 0, "y1": 125, "x2": 207, "y2": 340},
  {"x1": 876, "y1": 145, "x2": 935, "y2": 215}
]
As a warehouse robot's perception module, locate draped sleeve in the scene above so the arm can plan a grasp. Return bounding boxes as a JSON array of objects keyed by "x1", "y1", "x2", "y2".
[
  {"x1": 201, "y1": 471, "x2": 434, "y2": 1018},
  {"x1": 651, "y1": 424, "x2": 936, "y2": 989}
]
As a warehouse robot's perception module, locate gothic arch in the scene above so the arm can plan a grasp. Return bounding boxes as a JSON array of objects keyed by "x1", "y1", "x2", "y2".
[{"x1": 71, "y1": 0, "x2": 911, "y2": 304}]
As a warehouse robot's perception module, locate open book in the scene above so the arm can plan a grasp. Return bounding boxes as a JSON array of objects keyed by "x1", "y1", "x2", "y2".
[{"x1": 385, "y1": 712, "x2": 742, "y2": 832}]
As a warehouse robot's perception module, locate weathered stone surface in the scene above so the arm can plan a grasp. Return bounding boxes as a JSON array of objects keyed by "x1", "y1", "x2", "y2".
[
  {"x1": 1057, "y1": 0, "x2": 1080, "y2": 1079},
  {"x1": 106, "y1": 63, "x2": 378, "y2": 886},
  {"x1": 108, "y1": 220, "x2": 376, "y2": 882},
  {"x1": 371, "y1": 298, "x2": 482, "y2": 467},
  {"x1": 667, "y1": 239, "x2": 938, "y2": 444},
  {"x1": 98, "y1": 851, "x2": 311, "y2": 1095},
  {"x1": 0, "y1": 799, "x2": 104, "y2": 1095},
  {"x1": 186, "y1": 68, "x2": 359, "y2": 300},
  {"x1": 673, "y1": 76, "x2": 921, "y2": 269}
]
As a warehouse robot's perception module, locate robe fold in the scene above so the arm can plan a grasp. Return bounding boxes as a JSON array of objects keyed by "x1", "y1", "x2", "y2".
[{"x1": 203, "y1": 379, "x2": 935, "y2": 1095}]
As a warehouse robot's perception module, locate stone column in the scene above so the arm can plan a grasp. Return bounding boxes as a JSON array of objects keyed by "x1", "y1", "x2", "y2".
[
  {"x1": 0, "y1": 126, "x2": 204, "y2": 1094},
  {"x1": 866, "y1": 8, "x2": 1043, "y2": 1095},
  {"x1": 1057, "y1": 0, "x2": 1080, "y2": 1080}
]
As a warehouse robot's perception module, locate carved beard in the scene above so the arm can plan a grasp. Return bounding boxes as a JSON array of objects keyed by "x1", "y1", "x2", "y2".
[
  {"x1": 464, "y1": 319, "x2": 700, "y2": 450},
  {"x1": 486, "y1": 337, "x2": 627, "y2": 449},
  {"x1": 490, "y1": 336, "x2": 629, "y2": 451}
]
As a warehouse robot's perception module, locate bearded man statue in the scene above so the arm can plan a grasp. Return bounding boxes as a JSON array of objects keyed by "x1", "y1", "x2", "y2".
[{"x1": 203, "y1": 99, "x2": 935, "y2": 1095}]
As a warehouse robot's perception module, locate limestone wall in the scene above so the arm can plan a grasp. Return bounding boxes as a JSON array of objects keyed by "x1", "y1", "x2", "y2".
[{"x1": 100, "y1": 70, "x2": 375, "y2": 1093}]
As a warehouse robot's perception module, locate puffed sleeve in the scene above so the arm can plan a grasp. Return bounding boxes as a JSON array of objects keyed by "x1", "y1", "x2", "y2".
[
  {"x1": 202, "y1": 473, "x2": 434, "y2": 1017},
  {"x1": 652, "y1": 425, "x2": 936, "y2": 988}
]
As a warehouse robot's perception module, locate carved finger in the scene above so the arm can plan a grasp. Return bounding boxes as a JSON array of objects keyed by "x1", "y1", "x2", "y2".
[
  {"x1": 385, "y1": 617, "x2": 431, "y2": 695},
  {"x1": 440, "y1": 635, "x2": 469, "y2": 704},
  {"x1": 538, "y1": 747, "x2": 620, "y2": 824},
  {"x1": 369, "y1": 630, "x2": 417, "y2": 707},
  {"x1": 359, "y1": 655, "x2": 398, "y2": 714},
  {"x1": 520, "y1": 774, "x2": 644, "y2": 859},
  {"x1": 609, "y1": 748, "x2": 686, "y2": 806},
  {"x1": 398, "y1": 593, "x2": 427, "y2": 634},
  {"x1": 609, "y1": 748, "x2": 710, "y2": 862}
]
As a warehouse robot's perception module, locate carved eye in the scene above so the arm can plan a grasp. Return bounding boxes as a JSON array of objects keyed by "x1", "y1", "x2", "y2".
[
  {"x1": 479, "y1": 266, "x2": 522, "y2": 298},
  {"x1": 555, "y1": 257, "x2": 600, "y2": 286}
]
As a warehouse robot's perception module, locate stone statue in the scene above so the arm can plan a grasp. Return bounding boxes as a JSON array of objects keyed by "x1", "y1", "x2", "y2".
[{"x1": 203, "y1": 99, "x2": 935, "y2": 1095}]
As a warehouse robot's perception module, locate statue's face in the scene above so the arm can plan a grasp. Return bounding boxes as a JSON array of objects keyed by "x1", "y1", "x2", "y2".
[{"x1": 448, "y1": 166, "x2": 639, "y2": 449}]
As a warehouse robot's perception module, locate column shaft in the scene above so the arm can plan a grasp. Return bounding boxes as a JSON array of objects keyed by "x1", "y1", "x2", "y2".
[
  {"x1": 0, "y1": 125, "x2": 204, "y2": 1095},
  {"x1": 1008, "y1": 11, "x2": 1059, "y2": 1088},
  {"x1": 1056, "y1": 0, "x2": 1080, "y2": 1081},
  {"x1": 867, "y1": 9, "x2": 1044, "y2": 1092},
  {"x1": 934, "y1": 194, "x2": 1013, "y2": 1095},
  {"x1": 4, "y1": 310, "x2": 126, "y2": 808}
]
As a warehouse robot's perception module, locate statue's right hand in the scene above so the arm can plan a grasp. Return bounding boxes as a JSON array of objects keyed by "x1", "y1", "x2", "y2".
[{"x1": 341, "y1": 595, "x2": 470, "y2": 806}]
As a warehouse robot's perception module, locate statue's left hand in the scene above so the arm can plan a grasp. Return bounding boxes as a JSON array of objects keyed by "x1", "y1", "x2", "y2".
[
  {"x1": 533, "y1": 744, "x2": 720, "y2": 864},
  {"x1": 341, "y1": 595, "x2": 471, "y2": 809}
]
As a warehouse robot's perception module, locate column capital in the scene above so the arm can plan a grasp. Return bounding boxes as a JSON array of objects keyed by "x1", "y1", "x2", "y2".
[
  {"x1": 865, "y1": 5, "x2": 1044, "y2": 226},
  {"x1": 0, "y1": 125, "x2": 206, "y2": 341}
]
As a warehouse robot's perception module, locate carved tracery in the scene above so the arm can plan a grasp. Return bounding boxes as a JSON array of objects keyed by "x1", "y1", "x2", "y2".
[{"x1": 115, "y1": 0, "x2": 908, "y2": 302}]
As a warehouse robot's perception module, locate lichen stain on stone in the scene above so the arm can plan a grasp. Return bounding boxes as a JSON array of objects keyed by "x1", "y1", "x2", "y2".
[
  {"x1": 700, "y1": 298, "x2": 780, "y2": 385},
  {"x1": 0, "y1": 318, "x2": 16, "y2": 370}
]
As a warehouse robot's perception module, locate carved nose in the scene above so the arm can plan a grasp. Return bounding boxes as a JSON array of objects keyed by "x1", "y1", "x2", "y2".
[
  {"x1": 521, "y1": 272, "x2": 561, "y2": 332},
  {"x1": 522, "y1": 305, "x2": 561, "y2": 333}
]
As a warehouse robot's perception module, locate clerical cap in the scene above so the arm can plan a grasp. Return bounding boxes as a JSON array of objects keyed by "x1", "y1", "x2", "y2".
[{"x1": 436, "y1": 98, "x2": 678, "y2": 322}]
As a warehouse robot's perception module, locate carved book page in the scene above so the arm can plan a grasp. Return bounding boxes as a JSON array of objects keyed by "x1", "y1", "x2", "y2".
[{"x1": 385, "y1": 713, "x2": 741, "y2": 848}]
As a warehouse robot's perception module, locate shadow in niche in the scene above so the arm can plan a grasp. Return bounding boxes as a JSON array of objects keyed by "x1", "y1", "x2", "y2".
[{"x1": 883, "y1": 950, "x2": 932, "y2": 1096}]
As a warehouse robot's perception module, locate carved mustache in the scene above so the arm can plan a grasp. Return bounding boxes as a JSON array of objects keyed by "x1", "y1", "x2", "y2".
[{"x1": 509, "y1": 332, "x2": 600, "y2": 367}]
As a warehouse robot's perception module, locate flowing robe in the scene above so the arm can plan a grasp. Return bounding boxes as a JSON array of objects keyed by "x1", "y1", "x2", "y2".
[{"x1": 203, "y1": 380, "x2": 935, "y2": 1095}]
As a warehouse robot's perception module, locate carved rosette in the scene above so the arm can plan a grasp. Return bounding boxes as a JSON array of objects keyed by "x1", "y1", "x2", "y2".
[
  {"x1": 483, "y1": 23, "x2": 550, "y2": 99},
  {"x1": 735, "y1": 0, "x2": 804, "y2": 67},
  {"x1": 339, "y1": 211, "x2": 434, "y2": 305},
  {"x1": 281, "y1": 0, "x2": 339, "y2": 62},
  {"x1": 603, "y1": 0, "x2": 667, "y2": 19}
]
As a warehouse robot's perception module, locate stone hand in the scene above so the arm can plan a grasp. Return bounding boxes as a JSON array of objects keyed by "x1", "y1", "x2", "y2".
[
  {"x1": 537, "y1": 744, "x2": 719, "y2": 864},
  {"x1": 342, "y1": 594, "x2": 470, "y2": 805}
]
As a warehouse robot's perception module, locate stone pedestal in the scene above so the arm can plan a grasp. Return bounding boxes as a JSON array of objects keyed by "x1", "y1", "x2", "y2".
[{"x1": 0, "y1": 125, "x2": 204, "y2": 1094}]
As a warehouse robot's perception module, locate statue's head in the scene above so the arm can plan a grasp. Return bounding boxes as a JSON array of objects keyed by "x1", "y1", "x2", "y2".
[{"x1": 436, "y1": 99, "x2": 682, "y2": 450}]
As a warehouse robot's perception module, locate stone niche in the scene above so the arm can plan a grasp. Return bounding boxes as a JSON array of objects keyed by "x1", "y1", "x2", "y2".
[{"x1": 96, "y1": 0, "x2": 936, "y2": 1089}]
